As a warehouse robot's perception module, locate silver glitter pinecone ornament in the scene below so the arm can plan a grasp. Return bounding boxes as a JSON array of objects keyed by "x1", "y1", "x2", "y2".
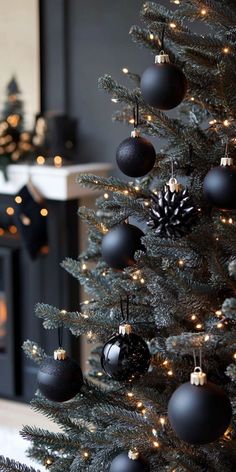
[{"x1": 148, "y1": 178, "x2": 197, "y2": 238}]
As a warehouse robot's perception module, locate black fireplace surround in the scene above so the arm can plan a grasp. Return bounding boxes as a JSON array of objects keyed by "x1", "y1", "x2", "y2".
[{"x1": 0, "y1": 193, "x2": 80, "y2": 402}]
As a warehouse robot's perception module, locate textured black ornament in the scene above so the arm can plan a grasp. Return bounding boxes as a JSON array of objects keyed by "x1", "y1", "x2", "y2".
[
  {"x1": 148, "y1": 185, "x2": 197, "y2": 238},
  {"x1": 203, "y1": 164, "x2": 236, "y2": 210},
  {"x1": 101, "y1": 326, "x2": 151, "y2": 381},
  {"x1": 141, "y1": 61, "x2": 187, "y2": 110},
  {"x1": 109, "y1": 452, "x2": 150, "y2": 472},
  {"x1": 116, "y1": 134, "x2": 156, "y2": 178},
  {"x1": 168, "y1": 381, "x2": 232, "y2": 444},
  {"x1": 101, "y1": 223, "x2": 145, "y2": 270},
  {"x1": 37, "y1": 355, "x2": 83, "y2": 402}
]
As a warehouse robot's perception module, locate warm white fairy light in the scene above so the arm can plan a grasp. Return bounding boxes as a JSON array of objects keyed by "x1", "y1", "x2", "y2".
[
  {"x1": 140, "y1": 278, "x2": 145, "y2": 284},
  {"x1": 173, "y1": 0, "x2": 180, "y2": 4},
  {"x1": 223, "y1": 119, "x2": 230, "y2": 127},
  {"x1": 54, "y1": 155, "x2": 62, "y2": 168},
  {"x1": 209, "y1": 119, "x2": 217, "y2": 125},
  {"x1": 190, "y1": 97, "x2": 195, "y2": 102},
  {"x1": 97, "y1": 372, "x2": 103, "y2": 377},
  {"x1": 111, "y1": 98, "x2": 118, "y2": 103},
  {"x1": 137, "y1": 401, "x2": 143, "y2": 408},
  {"x1": 159, "y1": 417, "x2": 165, "y2": 426},
  {"x1": 205, "y1": 334, "x2": 210, "y2": 341},
  {"x1": 147, "y1": 115, "x2": 152, "y2": 121},
  {"x1": 191, "y1": 314, "x2": 197, "y2": 321},
  {"x1": 83, "y1": 451, "x2": 89, "y2": 459},
  {"x1": 82, "y1": 263, "x2": 87, "y2": 271},
  {"x1": 178, "y1": 259, "x2": 185, "y2": 267},
  {"x1": 60, "y1": 309, "x2": 67, "y2": 315},
  {"x1": 32, "y1": 345, "x2": 38, "y2": 355},
  {"x1": 149, "y1": 33, "x2": 154, "y2": 40},
  {"x1": 129, "y1": 118, "x2": 135, "y2": 124},
  {"x1": 233, "y1": 352, "x2": 236, "y2": 359},
  {"x1": 215, "y1": 310, "x2": 222, "y2": 317},
  {"x1": 122, "y1": 67, "x2": 129, "y2": 74},
  {"x1": 152, "y1": 428, "x2": 157, "y2": 436},
  {"x1": 104, "y1": 193, "x2": 109, "y2": 199},
  {"x1": 223, "y1": 47, "x2": 230, "y2": 54},
  {"x1": 229, "y1": 218, "x2": 233, "y2": 224},
  {"x1": 142, "y1": 408, "x2": 147, "y2": 415},
  {"x1": 127, "y1": 392, "x2": 134, "y2": 398},
  {"x1": 36, "y1": 155, "x2": 45, "y2": 165},
  {"x1": 167, "y1": 369, "x2": 173, "y2": 376},
  {"x1": 124, "y1": 190, "x2": 129, "y2": 195},
  {"x1": 217, "y1": 322, "x2": 224, "y2": 329},
  {"x1": 201, "y1": 8, "x2": 207, "y2": 15},
  {"x1": 134, "y1": 185, "x2": 140, "y2": 191},
  {"x1": 196, "y1": 323, "x2": 203, "y2": 330},
  {"x1": 169, "y1": 22, "x2": 177, "y2": 28},
  {"x1": 144, "y1": 201, "x2": 150, "y2": 207},
  {"x1": 15, "y1": 195, "x2": 22, "y2": 204},
  {"x1": 84, "y1": 300, "x2": 90, "y2": 305},
  {"x1": 87, "y1": 331, "x2": 93, "y2": 339},
  {"x1": 153, "y1": 441, "x2": 160, "y2": 448}
]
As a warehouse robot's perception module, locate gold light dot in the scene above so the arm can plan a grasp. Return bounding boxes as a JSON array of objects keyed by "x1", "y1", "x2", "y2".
[
  {"x1": 104, "y1": 193, "x2": 109, "y2": 199},
  {"x1": 149, "y1": 33, "x2": 154, "y2": 40},
  {"x1": 215, "y1": 310, "x2": 222, "y2": 317},
  {"x1": 134, "y1": 186, "x2": 140, "y2": 191},
  {"x1": 174, "y1": 0, "x2": 180, "y2": 3},
  {"x1": 127, "y1": 392, "x2": 134, "y2": 398},
  {"x1": 209, "y1": 119, "x2": 217, "y2": 125},
  {"x1": 54, "y1": 155, "x2": 63, "y2": 168},
  {"x1": 142, "y1": 408, "x2": 146, "y2": 415},
  {"x1": 160, "y1": 417, "x2": 165, "y2": 426},
  {"x1": 36, "y1": 155, "x2": 45, "y2": 165},
  {"x1": 122, "y1": 67, "x2": 129, "y2": 74},
  {"x1": 129, "y1": 118, "x2": 135, "y2": 124},
  {"x1": 137, "y1": 401, "x2": 143, "y2": 408},
  {"x1": 178, "y1": 259, "x2": 185, "y2": 267},
  {"x1": 196, "y1": 323, "x2": 203, "y2": 329},
  {"x1": 233, "y1": 353, "x2": 236, "y2": 359},
  {"x1": 124, "y1": 190, "x2": 129, "y2": 195},
  {"x1": 229, "y1": 218, "x2": 233, "y2": 224},
  {"x1": 111, "y1": 98, "x2": 118, "y2": 103},
  {"x1": 15, "y1": 195, "x2": 22, "y2": 204},
  {"x1": 60, "y1": 309, "x2": 67, "y2": 315},
  {"x1": 40, "y1": 208, "x2": 48, "y2": 217},
  {"x1": 167, "y1": 370, "x2": 173, "y2": 376},
  {"x1": 191, "y1": 315, "x2": 197, "y2": 321},
  {"x1": 147, "y1": 115, "x2": 152, "y2": 121},
  {"x1": 201, "y1": 8, "x2": 207, "y2": 15},
  {"x1": 153, "y1": 441, "x2": 160, "y2": 448},
  {"x1": 205, "y1": 334, "x2": 210, "y2": 341},
  {"x1": 0, "y1": 228, "x2": 5, "y2": 236},
  {"x1": 144, "y1": 201, "x2": 150, "y2": 207},
  {"x1": 6, "y1": 207, "x2": 14, "y2": 216},
  {"x1": 223, "y1": 119, "x2": 229, "y2": 127},
  {"x1": 9, "y1": 225, "x2": 17, "y2": 234},
  {"x1": 140, "y1": 278, "x2": 145, "y2": 284},
  {"x1": 217, "y1": 322, "x2": 223, "y2": 328},
  {"x1": 223, "y1": 47, "x2": 230, "y2": 54},
  {"x1": 221, "y1": 217, "x2": 226, "y2": 223},
  {"x1": 169, "y1": 22, "x2": 176, "y2": 28},
  {"x1": 163, "y1": 360, "x2": 168, "y2": 366},
  {"x1": 83, "y1": 451, "x2": 89, "y2": 458},
  {"x1": 97, "y1": 372, "x2": 103, "y2": 377},
  {"x1": 190, "y1": 97, "x2": 195, "y2": 102},
  {"x1": 102, "y1": 271, "x2": 107, "y2": 276},
  {"x1": 82, "y1": 263, "x2": 87, "y2": 270},
  {"x1": 84, "y1": 300, "x2": 89, "y2": 305}
]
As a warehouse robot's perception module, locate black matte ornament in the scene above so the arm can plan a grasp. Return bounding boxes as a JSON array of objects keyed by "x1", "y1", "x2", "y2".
[
  {"x1": 168, "y1": 372, "x2": 232, "y2": 444},
  {"x1": 116, "y1": 131, "x2": 156, "y2": 177},
  {"x1": 101, "y1": 324, "x2": 151, "y2": 381},
  {"x1": 148, "y1": 179, "x2": 197, "y2": 238},
  {"x1": 109, "y1": 451, "x2": 150, "y2": 472},
  {"x1": 101, "y1": 223, "x2": 144, "y2": 270},
  {"x1": 203, "y1": 161, "x2": 236, "y2": 210},
  {"x1": 141, "y1": 53, "x2": 187, "y2": 110},
  {"x1": 37, "y1": 349, "x2": 83, "y2": 402}
]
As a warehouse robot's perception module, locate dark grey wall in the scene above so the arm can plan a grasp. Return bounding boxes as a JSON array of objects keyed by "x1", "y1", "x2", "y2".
[{"x1": 41, "y1": 0, "x2": 154, "y2": 169}]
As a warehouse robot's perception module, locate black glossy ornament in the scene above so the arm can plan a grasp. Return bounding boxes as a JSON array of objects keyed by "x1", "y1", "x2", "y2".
[
  {"x1": 37, "y1": 348, "x2": 83, "y2": 402},
  {"x1": 109, "y1": 450, "x2": 150, "y2": 472},
  {"x1": 148, "y1": 178, "x2": 197, "y2": 238},
  {"x1": 141, "y1": 52, "x2": 187, "y2": 110},
  {"x1": 168, "y1": 368, "x2": 232, "y2": 445},
  {"x1": 203, "y1": 156, "x2": 236, "y2": 210},
  {"x1": 101, "y1": 324, "x2": 151, "y2": 381},
  {"x1": 101, "y1": 223, "x2": 145, "y2": 270},
  {"x1": 116, "y1": 129, "x2": 156, "y2": 178}
]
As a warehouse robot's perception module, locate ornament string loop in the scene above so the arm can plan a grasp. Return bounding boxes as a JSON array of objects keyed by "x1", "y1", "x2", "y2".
[
  {"x1": 133, "y1": 101, "x2": 139, "y2": 129},
  {"x1": 120, "y1": 296, "x2": 130, "y2": 323},
  {"x1": 58, "y1": 327, "x2": 64, "y2": 348},
  {"x1": 192, "y1": 348, "x2": 203, "y2": 370},
  {"x1": 161, "y1": 25, "x2": 165, "y2": 51}
]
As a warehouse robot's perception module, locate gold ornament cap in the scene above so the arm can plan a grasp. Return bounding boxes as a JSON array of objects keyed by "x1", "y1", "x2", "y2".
[
  {"x1": 190, "y1": 367, "x2": 207, "y2": 386},
  {"x1": 220, "y1": 157, "x2": 233, "y2": 166},
  {"x1": 155, "y1": 51, "x2": 170, "y2": 64},
  {"x1": 128, "y1": 448, "x2": 140, "y2": 460},
  {"x1": 131, "y1": 129, "x2": 140, "y2": 138},
  {"x1": 54, "y1": 348, "x2": 67, "y2": 361},
  {"x1": 119, "y1": 324, "x2": 132, "y2": 335},
  {"x1": 166, "y1": 177, "x2": 181, "y2": 193}
]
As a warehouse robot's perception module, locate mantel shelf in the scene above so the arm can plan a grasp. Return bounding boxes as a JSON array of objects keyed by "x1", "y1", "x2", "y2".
[{"x1": 0, "y1": 163, "x2": 112, "y2": 201}]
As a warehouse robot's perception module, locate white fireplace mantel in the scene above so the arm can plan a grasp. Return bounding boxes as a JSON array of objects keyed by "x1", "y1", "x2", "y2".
[{"x1": 0, "y1": 163, "x2": 112, "y2": 201}]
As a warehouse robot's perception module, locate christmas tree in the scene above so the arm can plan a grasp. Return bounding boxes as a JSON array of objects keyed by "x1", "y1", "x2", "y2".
[{"x1": 1, "y1": 1, "x2": 236, "y2": 471}]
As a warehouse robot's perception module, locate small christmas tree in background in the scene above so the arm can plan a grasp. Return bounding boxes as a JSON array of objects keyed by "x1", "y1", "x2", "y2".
[
  {"x1": 0, "y1": 76, "x2": 34, "y2": 176},
  {"x1": 0, "y1": 1, "x2": 236, "y2": 471}
]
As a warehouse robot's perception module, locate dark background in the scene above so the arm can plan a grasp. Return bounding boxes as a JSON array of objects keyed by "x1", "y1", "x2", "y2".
[{"x1": 40, "y1": 0, "x2": 155, "y2": 169}]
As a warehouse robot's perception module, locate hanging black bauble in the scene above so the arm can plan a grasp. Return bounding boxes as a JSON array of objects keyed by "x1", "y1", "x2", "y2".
[
  {"x1": 101, "y1": 324, "x2": 151, "y2": 382},
  {"x1": 116, "y1": 129, "x2": 156, "y2": 178},
  {"x1": 147, "y1": 178, "x2": 197, "y2": 238},
  {"x1": 109, "y1": 449, "x2": 150, "y2": 472},
  {"x1": 37, "y1": 348, "x2": 83, "y2": 402},
  {"x1": 168, "y1": 367, "x2": 232, "y2": 445},
  {"x1": 101, "y1": 223, "x2": 145, "y2": 270},
  {"x1": 141, "y1": 52, "x2": 187, "y2": 110},
  {"x1": 203, "y1": 156, "x2": 236, "y2": 210}
]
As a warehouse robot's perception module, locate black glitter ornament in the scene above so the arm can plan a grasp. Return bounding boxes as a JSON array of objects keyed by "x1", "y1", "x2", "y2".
[
  {"x1": 101, "y1": 223, "x2": 144, "y2": 270},
  {"x1": 168, "y1": 367, "x2": 232, "y2": 445},
  {"x1": 109, "y1": 449, "x2": 150, "y2": 472},
  {"x1": 101, "y1": 323, "x2": 151, "y2": 381},
  {"x1": 148, "y1": 178, "x2": 197, "y2": 238},
  {"x1": 141, "y1": 51, "x2": 187, "y2": 110},
  {"x1": 37, "y1": 348, "x2": 83, "y2": 402},
  {"x1": 116, "y1": 129, "x2": 156, "y2": 178},
  {"x1": 203, "y1": 155, "x2": 236, "y2": 210}
]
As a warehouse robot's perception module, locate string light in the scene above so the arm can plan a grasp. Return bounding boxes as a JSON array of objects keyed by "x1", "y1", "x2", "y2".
[
  {"x1": 129, "y1": 118, "x2": 135, "y2": 124},
  {"x1": 6, "y1": 207, "x2": 14, "y2": 216},
  {"x1": 217, "y1": 322, "x2": 224, "y2": 329},
  {"x1": 167, "y1": 369, "x2": 173, "y2": 376},
  {"x1": 127, "y1": 392, "x2": 134, "y2": 398},
  {"x1": 0, "y1": 228, "x2": 4, "y2": 236},
  {"x1": 83, "y1": 451, "x2": 89, "y2": 459},
  {"x1": 153, "y1": 441, "x2": 160, "y2": 448},
  {"x1": 178, "y1": 259, "x2": 185, "y2": 267},
  {"x1": 173, "y1": 0, "x2": 180, "y2": 4},
  {"x1": 111, "y1": 98, "x2": 118, "y2": 103},
  {"x1": 223, "y1": 119, "x2": 230, "y2": 127},
  {"x1": 191, "y1": 315, "x2": 197, "y2": 321},
  {"x1": 122, "y1": 67, "x2": 129, "y2": 74},
  {"x1": 82, "y1": 263, "x2": 87, "y2": 271},
  {"x1": 163, "y1": 360, "x2": 168, "y2": 366},
  {"x1": 229, "y1": 218, "x2": 233, "y2": 224},
  {"x1": 223, "y1": 47, "x2": 230, "y2": 54},
  {"x1": 84, "y1": 300, "x2": 90, "y2": 305},
  {"x1": 159, "y1": 417, "x2": 165, "y2": 426},
  {"x1": 137, "y1": 401, "x2": 143, "y2": 408},
  {"x1": 196, "y1": 323, "x2": 203, "y2": 329},
  {"x1": 233, "y1": 353, "x2": 236, "y2": 359},
  {"x1": 169, "y1": 22, "x2": 177, "y2": 28},
  {"x1": 15, "y1": 195, "x2": 22, "y2": 204},
  {"x1": 9, "y1": 225, "x2": 17, "y2": 234},
  {"x1": 104, "y1": 193, "x2": 109, "y2": 199},
  {"x1": 215, "y1": 310, "x2": 222, "y2": 317},
  {"x1": 140, "y1": 278, "x2": 145, "y2": 284},
  {"x1": 190, "y1": 97, "x2": 195, "y2": 101},
  {"x1": 149, "y1": 33, "x2": 154, "y2": 40},
  {"x1": 147, "y1": 115, "x2": 152, "y2": 121},
  {"x1": 36, "y1": 155, "x2": 45, "y2": 165},
  {"x1": 124, "y1": 190, "x2": 129, "y2": 195},
  {"x1": 209, "y1": 119, "x2": 217, "y2": 125},
  {"x1": 134, "y1": 185, "x2": 140, "y2": 191},
  {"x1": 152, "y1": 428, "x2": 157, "y2": 436},
  {"x1": 32, "y1": 344, "x2": 38, "y2": 355},
  {"x1": 40, "y1": 208, "x2": 48, "y2": 217},
  {"x1": 201, "y1": 8, "x2": 207, "y2": 15},
  {"x1": 54, "y1": 155, "x2": 63, "y2": 168},
  {"x1": 97, "y1": 372, "x2": 103, "y2": 377},
  {"x1": 204, "y1": 334, "x2": 210, "y2": 341}
]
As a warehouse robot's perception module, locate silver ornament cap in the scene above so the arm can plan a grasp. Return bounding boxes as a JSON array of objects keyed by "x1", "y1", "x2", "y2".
[
  {"x1": 166, "y1": 177, "x2": 181, "y2": 193},
  {"x1": 131, "y1": 129, "x2": 141, "y2": 138},
  {"x1": 54, "y1": 348, "x2": 67, "y2": 361},
  {"x1": 128, "y1": 448, "x2": 140, "y2": 460},
  {"x1": 119, "y1": 324, "x2": 132, "y2": 335},
  {"x1": 190, "y1": 367, "x2": 207, "y2": 386},
  {"x1": 155, "y1": 51, "x2": 170, "y2": 64},
  {"x1": 220, "y1": 157, "x2": 233, "y2": 166}
]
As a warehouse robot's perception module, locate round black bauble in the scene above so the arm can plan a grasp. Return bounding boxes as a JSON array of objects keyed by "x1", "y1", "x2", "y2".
[
  {"x1": 203, "y1": 160, "x2": 236, "y2": 210},
  {"x1": 101, "y1": 223, "x2": 145, "y2": 270},
  {"x1": 37, "y1": 349, "x2": 83, "y2": 402},
  {"x1": 116, "y1": 131, "x2": 156, "y2": 178},
  {"x1": 141, "y1": 53, "x2": 187, "y2": 110},
  {"x1": 109, "y1": 450, "x2": 150, "y2": 472},
  {"x1": 168, "y1": 374, "x2": 232, "y2": 445},
  {"x1": 101, "y1": 324, "x2": 151, "y2": 382}
]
